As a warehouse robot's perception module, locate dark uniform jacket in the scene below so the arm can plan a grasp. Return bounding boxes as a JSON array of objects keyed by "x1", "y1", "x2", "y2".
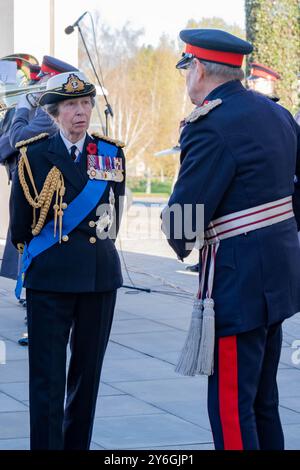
[
  {"x1": 167, "y1": 80, "x2": 300, "y2": 337},
  {"x1": 10, "y1": 132, "x2": 125, "y2": 293}
]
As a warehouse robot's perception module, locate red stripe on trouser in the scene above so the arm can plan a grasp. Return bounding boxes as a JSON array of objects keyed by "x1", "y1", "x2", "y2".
[{"x1": 219, "y1": 336, "x2": 243, "y2": 450}]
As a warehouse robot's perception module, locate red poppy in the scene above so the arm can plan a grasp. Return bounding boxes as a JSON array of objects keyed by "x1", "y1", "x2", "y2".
[{"x1": 87, "y1": 143, "x2": 97, "y2": 155}]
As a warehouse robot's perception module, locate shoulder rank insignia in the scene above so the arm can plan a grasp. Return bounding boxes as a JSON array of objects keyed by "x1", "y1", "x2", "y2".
[
  {"x1": 91, "y1": 132, "x2": 126, "y2": 148},
  {"x1": 185, "y1": 99, "x2": 222, "y2": 124},
  {"x1": 15, "y1": 132, "x2": 49, "y2": 149}
]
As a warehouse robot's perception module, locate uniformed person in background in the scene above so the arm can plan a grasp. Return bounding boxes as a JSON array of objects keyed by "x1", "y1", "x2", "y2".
[
  {"x1": 9, "y1": 55, "x2": 79, "y2": 149},
  {"x1": 10, "y1": 70, "x2": 125, "y2": 450},
  {"x1": 162, "y1": 28, "x2": 300, "y2": 450},
  {"x1": 247, "y1": 62, "x2": 281, "y2": 102}
]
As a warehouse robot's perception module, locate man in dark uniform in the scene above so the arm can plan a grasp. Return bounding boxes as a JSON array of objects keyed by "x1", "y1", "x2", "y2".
[
  {"x1": 10, "y1": 70, "x2": 125, "y2": 449},
  {"x1": 162, "y1": 29, "x2": 300, "y2": 450}
]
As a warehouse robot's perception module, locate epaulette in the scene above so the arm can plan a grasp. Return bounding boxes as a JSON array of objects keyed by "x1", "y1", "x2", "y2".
[
  {"x1": 91, "y1": 132, "x2": 125, "y2": 148},
  {"x1": 185, "y1": 99, "x2": 222, "y2": 124},
  {"x1": 15, "y1": 132, "x2": 49, "y2": 149}
]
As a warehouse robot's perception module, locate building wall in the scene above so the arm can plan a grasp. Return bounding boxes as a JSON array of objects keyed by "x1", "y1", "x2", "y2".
[
  {"x1": 0, "y1": 0, "x2": 14, "y2": 58},
  {"x1": 13, "y1": 0, "x2": 78, "y2": 66}
]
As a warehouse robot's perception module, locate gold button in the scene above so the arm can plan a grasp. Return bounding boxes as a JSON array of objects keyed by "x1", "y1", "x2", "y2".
[
  {"x1": 89, "y1": 221, "x2": 96, "y2": 228},
  {"x1": 17, "y1": 243, "x2": 24, "y2": 254},
  {"x1": 62, "y1": 235, "x2": 69, "y2": 242},
  {"x1": 89, "y1": 237, "x2": 97, "y2": 244}
]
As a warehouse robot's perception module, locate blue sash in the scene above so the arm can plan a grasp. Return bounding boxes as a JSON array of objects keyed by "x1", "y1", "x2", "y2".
[{"x1": 15, "y1": 138, "x2": 119, "y2": 298}]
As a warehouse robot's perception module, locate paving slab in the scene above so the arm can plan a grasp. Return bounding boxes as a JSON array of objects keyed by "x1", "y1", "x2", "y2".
[
  {"x1": 94, "y1": 395, "x2": 164, "y2": 418},
  {"x1": 92, "y1": 414, "x2": 212, "y2": 450},
  {"x1": 0, "y1": 438, "x2": 30, "y2": 450}
]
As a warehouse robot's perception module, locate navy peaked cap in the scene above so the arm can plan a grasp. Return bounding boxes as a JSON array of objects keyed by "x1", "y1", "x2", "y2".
[{"x1": 177, "y1": 29, "x2": 253, "y2": 68}]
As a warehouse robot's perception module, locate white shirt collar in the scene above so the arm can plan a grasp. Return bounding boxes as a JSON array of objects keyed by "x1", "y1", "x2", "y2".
[{"x1": 60, "y1": 131, "x2": 87, "y2": 154}]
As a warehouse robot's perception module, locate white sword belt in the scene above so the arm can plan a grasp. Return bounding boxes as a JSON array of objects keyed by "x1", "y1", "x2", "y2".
[{"x1": 199, "y1": 196, "x2": 294, "y2": 299}]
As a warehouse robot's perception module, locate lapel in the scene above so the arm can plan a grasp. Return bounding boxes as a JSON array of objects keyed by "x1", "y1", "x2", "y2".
[
  {"x1": 47, "y1": 132, "x2": 88, "y2": 192},
  {"x1": 76, "y1": 133, "x2": 94, "y2": 182}
]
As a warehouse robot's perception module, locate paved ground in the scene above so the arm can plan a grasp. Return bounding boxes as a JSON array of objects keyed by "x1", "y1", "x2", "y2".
[{"x1": 1, "y1": 202, "x2": 300, "y2": 450}]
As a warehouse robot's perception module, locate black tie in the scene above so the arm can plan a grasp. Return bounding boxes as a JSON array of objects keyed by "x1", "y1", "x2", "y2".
[{"x1": 70, "y1": 145, "x2": 77, "y2": 162}]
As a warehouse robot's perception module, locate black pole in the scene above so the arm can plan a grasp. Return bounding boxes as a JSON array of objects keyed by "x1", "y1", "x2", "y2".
[{"x1": 77, "y1": 23, "x2": 113, "y2": 136}]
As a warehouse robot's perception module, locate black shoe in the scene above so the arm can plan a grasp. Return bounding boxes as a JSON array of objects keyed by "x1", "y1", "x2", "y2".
[
  {"x1": 185, "y1": 263, "x2": 199, "y2": 273},
  {"x1": 18, "y1": 333, "x2": 28, "y2": 346}
]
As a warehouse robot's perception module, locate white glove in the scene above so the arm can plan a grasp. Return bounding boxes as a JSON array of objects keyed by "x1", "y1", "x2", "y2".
[{"x1": 16, "y1": 94, "x2": 33, "y2": 111}]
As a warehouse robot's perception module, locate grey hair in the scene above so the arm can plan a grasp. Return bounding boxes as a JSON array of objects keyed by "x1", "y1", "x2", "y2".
[
  {"x1": 44, "y1": 96, "x2": 96, "y2": 118},
  {"x1": 200, "y1": 60, "x2": 245, "y2": 82}
]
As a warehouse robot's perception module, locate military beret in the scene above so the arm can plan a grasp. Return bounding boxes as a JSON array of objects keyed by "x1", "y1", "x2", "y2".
[{"x1": 177, "y1": 29, "x2": 253, "y2": 69}]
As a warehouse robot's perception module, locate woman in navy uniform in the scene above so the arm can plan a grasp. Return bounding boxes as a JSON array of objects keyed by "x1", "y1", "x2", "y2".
[
  {"x1": 10, "y1": 71, "x2": 125, "y2": 450},
  {"x1": 162, "y1": 29, "x2": 300, "y2": 450}
]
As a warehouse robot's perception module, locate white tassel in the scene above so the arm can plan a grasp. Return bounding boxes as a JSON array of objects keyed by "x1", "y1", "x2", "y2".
[
  {"x1": 175, "y1": 298, "x2": 203, "y2": 376},
  {"x1": 197, "y1": 297, "x2": 215, "y2": 376}
]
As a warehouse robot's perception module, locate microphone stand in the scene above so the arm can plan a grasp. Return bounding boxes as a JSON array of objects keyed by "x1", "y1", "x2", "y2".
[{"x1": 77, "y1": 23, "x2": 113, "y2": 136}]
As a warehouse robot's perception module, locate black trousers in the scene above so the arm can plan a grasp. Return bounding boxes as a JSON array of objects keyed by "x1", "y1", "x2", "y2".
[
  {"x1": 26, "y1": 288, "x2": 117, "y2": 450},
  {"x1": 208, "y1": 322, "x2": 284, "y2": 450}
]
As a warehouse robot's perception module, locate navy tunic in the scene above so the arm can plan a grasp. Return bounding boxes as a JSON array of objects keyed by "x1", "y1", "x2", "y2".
[{"x1": 167, "y1": 80, "x2": 300, "y2": 337}]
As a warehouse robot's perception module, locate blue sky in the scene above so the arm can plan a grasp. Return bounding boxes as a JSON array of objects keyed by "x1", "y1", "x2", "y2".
[{"x1": 71, "y1": 0, "x2": 245, "y2": 45}]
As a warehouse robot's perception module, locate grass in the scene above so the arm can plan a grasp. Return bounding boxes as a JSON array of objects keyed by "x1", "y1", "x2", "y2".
[
  {"x1": 127, "y1": 178, "x2": 172, "y2": 196},
  {"x1": 132, "y1": 192, "x2": 169, "y2": 198}
]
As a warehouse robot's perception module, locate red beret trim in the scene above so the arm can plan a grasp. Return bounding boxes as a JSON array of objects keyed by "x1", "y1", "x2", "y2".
[
  {"x1": 186, "y1": 44, "x2": 243, "y2": 67},
  {"x1": 250, "y1": 64, "x2": 280, "y2": 81},
  {"x1": 41, "y1": 63, "x2": 60, "y2": 75},
  {"x1": 30, "y1": 72, "x2": 40, "y2": 81},
  {"x1": 250, "y1": 69, "x2": 277, "y2": 81}
]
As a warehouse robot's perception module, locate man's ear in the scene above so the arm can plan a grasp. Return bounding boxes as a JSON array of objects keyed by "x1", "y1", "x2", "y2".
[{"x1": 196, "y1": 60, "x2": 206, "y2": 80}]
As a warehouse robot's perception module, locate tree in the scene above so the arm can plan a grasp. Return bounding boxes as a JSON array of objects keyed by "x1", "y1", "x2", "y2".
[
  {"x1": 186, "y1": 17, "x2": 245, "y2": 39},
  {"x1": 245, "y1": 0, "x2": 300, "y2": 112},
  {"x1": 79, "y1": 21, "x2": 189, "y2": 179}
]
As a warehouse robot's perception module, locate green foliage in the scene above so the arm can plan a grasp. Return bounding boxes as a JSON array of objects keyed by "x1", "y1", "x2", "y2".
[
  {"x1": 127, "y1": 178, "x2": 172, "y2": 195},
  {"x1": 245, "y1": 0, "x2": 300, "y2": 112}
]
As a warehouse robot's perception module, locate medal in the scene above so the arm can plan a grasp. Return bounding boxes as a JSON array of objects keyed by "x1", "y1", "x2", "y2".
[{"x1": 87, "y1": 154, "x2": 124, "y2": 182}]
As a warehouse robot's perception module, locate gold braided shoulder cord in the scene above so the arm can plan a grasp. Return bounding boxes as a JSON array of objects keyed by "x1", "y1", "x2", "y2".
[{"x1": 18, "y1": 146, "x2": 67, "y2": 243}]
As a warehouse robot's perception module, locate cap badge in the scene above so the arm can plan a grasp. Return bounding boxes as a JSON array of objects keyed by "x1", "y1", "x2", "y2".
[{"x1": 63, "y1": 73, "x2": 85, "y2": 93}]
